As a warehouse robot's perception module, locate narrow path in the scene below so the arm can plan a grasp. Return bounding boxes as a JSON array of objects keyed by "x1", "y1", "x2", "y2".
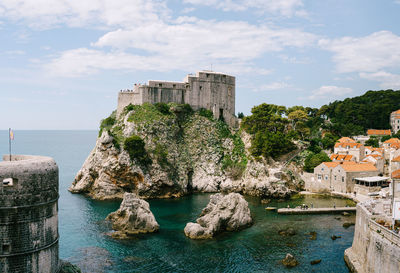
[{"x1": 277, "y1": 207, "x2": 356, "y2": 214}]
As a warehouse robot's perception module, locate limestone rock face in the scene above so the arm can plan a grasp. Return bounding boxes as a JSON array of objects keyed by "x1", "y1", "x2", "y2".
[
  {"x1": 184, "y1": 193, "x2": 252, "y2": 239},
  {"x1": 106, "y1": 193, "x2": 159, "y2": 238},
  {"x1": 70, "y1": 106, "x2": 298, "y2": 200}
]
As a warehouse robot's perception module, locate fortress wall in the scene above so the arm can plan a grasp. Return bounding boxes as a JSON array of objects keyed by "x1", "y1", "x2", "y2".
[
  {"x1": 0, "y1": 155, "x2": 59, "y2": 273},
  {"x1": 345, "y1": 203, "x2": 400, "y2": 272},
  {"x1": 141, "y1": 87, "x2": 185, "y2": 105}
]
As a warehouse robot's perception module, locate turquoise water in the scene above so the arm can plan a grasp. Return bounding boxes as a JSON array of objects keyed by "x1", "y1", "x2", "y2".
[{"x1": 0, "y1": 131, "x2": 355, "y2": 272}]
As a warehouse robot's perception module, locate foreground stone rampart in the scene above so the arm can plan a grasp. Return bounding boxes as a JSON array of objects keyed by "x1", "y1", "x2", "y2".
[{"x1": 0, "y1": 155, "x2": 59, "y2": 273}]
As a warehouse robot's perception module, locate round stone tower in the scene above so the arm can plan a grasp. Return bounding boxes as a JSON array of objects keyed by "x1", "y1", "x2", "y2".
[{"x1": 0, "y1": 155, "x2": 59, "y2": 273}]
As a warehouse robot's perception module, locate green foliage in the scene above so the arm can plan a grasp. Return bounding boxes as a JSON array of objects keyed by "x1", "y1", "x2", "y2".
[
  {"x1": 153, "y1": 143, "x2": 169, "y2": 168},
  {"x1": 198, "y1": 108, "x2": 214, "y2": 120},
  {"x1": 238, "y1": 112, "x2": 244, "y2": 119},
  {"x1": 304, "y1": 151, "x2": 331, "y2": 173},
  {"x1": 124, "y1": 103, "x2": 135, "y2": 112},
  {"x1": 155, "y1": 102, "x2": 171, "y2": 115},
  {"x1": 222, "y1": 132, "x2": 248, "y2": 179},
  {"x1": 319, "y1": 90, "x2": 400, "y2": 136},
  {"x1": 217, "y1": 120, "x2": 232, "y2": 139},
  {"x1": 123, "y1": 135, "x2": 151, "y2": 166},
  {"x1": 321, "y1": 132, "x2": 339, "y2": 150},
  {"x1": 381, "y1": 135, "x2": 392, "y2": 142},
  {"x1": 308, "y1": 138, "x2": 322, "y2": 154},
  {"x1": 242, "y1": 103, "x2": 287, "y2": 134},
  {"x1": 251, "y1": 131, "x2": 296, "y2": 159},
  {"x1": 99, "y1": 111, "x2": 116, "y2": 137},
  {"x1": 127, "y1": 103, "x2": 168, "y2": 124},
  {"x1": 365, "y1": 136, "x2": 379, "y2": 148}
]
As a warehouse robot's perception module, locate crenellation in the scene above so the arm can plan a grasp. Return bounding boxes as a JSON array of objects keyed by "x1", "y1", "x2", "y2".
[{"x1": 117, "y1": 70, "x2": 237, "y2": 127}]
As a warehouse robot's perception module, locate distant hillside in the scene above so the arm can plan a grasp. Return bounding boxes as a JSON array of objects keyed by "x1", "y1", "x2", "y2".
[{"x1": 319, "y1": 90, "x2": 400, "y2": 136}]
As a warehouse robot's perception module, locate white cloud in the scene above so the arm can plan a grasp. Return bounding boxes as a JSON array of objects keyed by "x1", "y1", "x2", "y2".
[
  {"x1": 253, "y1": 81, "x2": 292, "y2": 92},
  {"x1": 183, "y1": 0, "x2": 306, "y2": 17},
  {"x1": 46, "y1": 19, "x2": 316, "y2": 76},
  {"x1": 0, "y1": 0, "x2": 167, "y2": 29},
  {"x1": 319, "y1": 31, "x2": 400, "y2": 73},
  {"x1": 360, "y1": 71, "x2": 400, "y2": 89},
  {"x1": 308, "y1": 85, "x2": 352, "y2": 100}
]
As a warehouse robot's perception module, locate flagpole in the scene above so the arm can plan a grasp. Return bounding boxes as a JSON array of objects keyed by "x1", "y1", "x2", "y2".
[{"x1": 9, "y1": 128, "x2": 11, "y2": 161}]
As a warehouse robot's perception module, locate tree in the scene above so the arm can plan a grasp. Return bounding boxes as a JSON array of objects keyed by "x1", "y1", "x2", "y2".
[
  {"x1": 304, "y1": 152, "x2": 331, "y2": 172},
  {"x1": 241, "y1": 103, "x2": 287, "y2": 134},
  {"x1": 288, "y1": 109, "x2": 308, "y2": 131},
  {"x1": 365, "y1": 136, "x2": 379, "y2": 148},
  {"x1": 321, "y1": 132, "x2": 339, "y2": 150},
  {"x1": 238, "y1": 112, "x2": 244, "y2": 119}
]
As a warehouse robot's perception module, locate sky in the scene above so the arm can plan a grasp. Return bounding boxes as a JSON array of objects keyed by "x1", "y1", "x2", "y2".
[{"x1": 1, "y1": 0, "x2": 400, "y2": 129}]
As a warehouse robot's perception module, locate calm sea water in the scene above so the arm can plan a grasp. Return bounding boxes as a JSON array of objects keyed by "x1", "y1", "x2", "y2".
[{"x1": 0, "y1": 130, "x2": 354, "y2": 272}]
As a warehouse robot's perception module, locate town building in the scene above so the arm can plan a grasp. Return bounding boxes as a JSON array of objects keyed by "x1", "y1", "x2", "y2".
[
  {"x1": 313, "y1": 161, "x2": 340, "y2": 189},
  {"x1": 117, "y1": 71, "x2": 237, "y2": 127},
  {"x1": 367, "y1": 129, "x2": 392, "y2": 137},
  {"x1": 390, "y1": 109, "x2": 400, "y2": 134},
  {"x1": 364, "y1": 146, "x2": 384, "y2": 157},
  {"x1": 382, "y1": 138, "x2": 400, "y2": 161},
  {"x1": 361, "y1": 154, "x2": 384, "y2": 174},
  {"x1": 331, "y1": 162, "x2": 379, "y2": 193},
  {"x1": 353, "y1": 176, "x2": 390, "y2": 196},
  {"x1": 334, "y1": 142, "x2": 365, "y2": 162}
]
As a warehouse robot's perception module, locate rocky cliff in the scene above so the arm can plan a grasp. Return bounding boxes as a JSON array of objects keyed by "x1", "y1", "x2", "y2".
[{"x1": 69, "y1": 103, "x2": 299, "y2": 200}]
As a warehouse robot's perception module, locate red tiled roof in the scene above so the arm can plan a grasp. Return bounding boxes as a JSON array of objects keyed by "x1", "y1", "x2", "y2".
[
  {"x1": 392, "y1": 109, "x2": 400, "y2": 115},
  {"x1": 339, "y1": 162, "x2": 377, "y2": 172},
  {"x1": 337, "y1": 137, "x2": 355, "y2": 143},
  {"x1": 384, "y1": 138, "x2": 400, "y2": 144},
  {"x1": 392, "y1": 155, "x2": 400, "y2": 162},
  {"x1": 334, "y1": 142, "x2": 363, "y2": 148},
  {"x1": 367, "y1": 129, "x2": 391, "y2": 136},
  {"x1": 330, "y1": 154, "x2": 353, "y2": 161},
  {"x1": 392, "y1": 169, "x2": 400, "y2": 179},
  {"x1": 322, "y1": 162, "x2": 340, "y2": 168},
  {"x1": 390, "y1": 143, "x2": 400, "y2": 150}
]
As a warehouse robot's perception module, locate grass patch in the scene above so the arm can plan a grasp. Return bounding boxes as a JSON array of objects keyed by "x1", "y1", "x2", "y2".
[{"x1": 124, "y1": 135, "x2": 152, "y2": 166}]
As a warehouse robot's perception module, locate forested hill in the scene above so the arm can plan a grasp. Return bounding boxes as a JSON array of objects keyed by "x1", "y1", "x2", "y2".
[{"x1": 319, "y1": 90, "x2": 400, "y2": 136}]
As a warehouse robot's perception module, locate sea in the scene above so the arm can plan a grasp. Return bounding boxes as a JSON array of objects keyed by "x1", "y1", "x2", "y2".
[{"x1": 0, "y1": 130, "x2": 355, "y2": 272}]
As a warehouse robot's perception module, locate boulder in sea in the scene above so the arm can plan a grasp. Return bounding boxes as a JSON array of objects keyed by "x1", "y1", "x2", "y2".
[
  {"x1": 278, "y1": 227, "x2": 296, "y2": 236},
  {"x1": 281, "y1": 253, "x2": 299, "y2": 268},
  {"x1": 58, "y1": 260, "x2": 82, "y2": 273},
  {"x1": 310, "y1": 259, "x2": 321, "y2": 265},
  {"x1": 331, "y1": 235, "x2": 342, "y2": 240},
  {"x1": 308, "y1": 231, "x2": 317, "y2": 240},
  {"x1": 106, "y1": 193, "x2": 159, "y2": 238},
  {"x1": 343, "y1": 222, "x2": 355, "y2": 228},
  {"x1": 184, "y1": 193, "x2": 252, "y2": 239}
]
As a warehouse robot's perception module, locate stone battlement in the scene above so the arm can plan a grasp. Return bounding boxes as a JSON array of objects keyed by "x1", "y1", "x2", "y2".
[{"x1": 117, "y1": 71, "x2": 237, "y2": 127}]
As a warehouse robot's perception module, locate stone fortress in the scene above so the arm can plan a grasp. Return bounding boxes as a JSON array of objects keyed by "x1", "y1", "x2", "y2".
[
  {"x1": 0, "y1": 155, "x2": 59, "y2": 273},
  {"x1": 117, "y1": 71, "x2": 237, "y2": 127}
]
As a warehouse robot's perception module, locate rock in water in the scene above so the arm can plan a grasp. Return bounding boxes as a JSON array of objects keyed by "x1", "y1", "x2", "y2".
[
  {"x1": 343, "y1": 222, "x2": 355, "y2": 228},
  {"x1": 106, "y1": 193, "x2": 159, "y2": 238},
  {"x1": 310, "y1": 259, "x2": 321, "y2": 265},
  {"x1": 281, "y1": 253, "x2": 299, "y2": 268},
  {"x1": 184, "y1": 193, "x2": 252, "y2": 239}
]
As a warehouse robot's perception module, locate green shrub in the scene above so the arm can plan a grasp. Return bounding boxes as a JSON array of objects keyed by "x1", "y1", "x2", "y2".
[
  {"x1": 123, "y1": 135, "x2": 151, "y2": 166},
  {"x1": 99, "y1": 111, "x2": 116, "y2": 137},
  {"x1": 155, "y1": 103, "x2": 171, "y2": 115},
  {"x1": 198, "y1": 108, "x2": 213, "y2": 120},
  {"x1": 124, "y1": 103, "x2": 135, "y2": 112},
  {"x1": 303, "y1": 151, "x2": 331, "y2": 172},
  {"x1": 238, "y1": 112, "x2": 244, "y2": 119},
  {"x1": 153, "y1": 143, "x2": 169, "y2": 167}
]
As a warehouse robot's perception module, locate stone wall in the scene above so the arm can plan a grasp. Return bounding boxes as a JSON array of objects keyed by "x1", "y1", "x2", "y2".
[
  {"x1": 0, "y1": 155, "x2": 59, "y2": 273},
  {"x1": 345, "y1": 203, "x2": 400, "y2": 272}
]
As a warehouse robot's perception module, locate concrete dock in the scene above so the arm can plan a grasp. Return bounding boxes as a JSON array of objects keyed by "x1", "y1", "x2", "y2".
[{"x1": 277, "y1": 207, "x2": 357, "y2": 215}]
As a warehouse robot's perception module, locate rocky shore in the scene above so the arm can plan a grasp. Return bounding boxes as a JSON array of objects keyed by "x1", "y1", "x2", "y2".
[
  {"x1": 184, "y1": 193, "x2": 252, "y2": 239},
  {"x1": 69, "y1": 104, "x2": 300, "y2": 201}
]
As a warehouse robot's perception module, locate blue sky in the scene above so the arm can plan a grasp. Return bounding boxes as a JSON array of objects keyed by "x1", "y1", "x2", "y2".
[{"x1": 1, "y1": 0, "x2": 400, "y2": 129}]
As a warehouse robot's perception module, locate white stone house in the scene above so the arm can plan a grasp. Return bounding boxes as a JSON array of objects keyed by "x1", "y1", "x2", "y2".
[
  {"x1": 334, "y1": 142, "x2": 365, "y2": 162},
  {"x1": 361, "y1": 154, "x2": 384, "y2": 174},
  {"x1": 390, "y1": 109, "x2": 400, "y2": 134},
  {"x1": 330, "y1": 162, "x2": 379, "y2": 194},
  {"x1": 313, "y1": 162, "x2": 340, "y2": 190}
]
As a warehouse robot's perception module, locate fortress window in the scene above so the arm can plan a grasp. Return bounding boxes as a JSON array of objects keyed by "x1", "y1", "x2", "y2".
[
  {"x1": 200, "y1": 86, "x2": 202, "y2": 90},
  {"x1": 2, "y1": 178, "x2": 16, "y2": 186},
  {"x1": 159, "y1": 83, "x2": 162, "y2": 87},
  {"x1": 206, "y1": 74, "x2": 209, "y2": 78},
  {"x1": 2, "y1": 244, "x2": 10, "y2": 253},
  {"x1": 173, "y1": 84, "x2": 176, "y2": 88}
]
